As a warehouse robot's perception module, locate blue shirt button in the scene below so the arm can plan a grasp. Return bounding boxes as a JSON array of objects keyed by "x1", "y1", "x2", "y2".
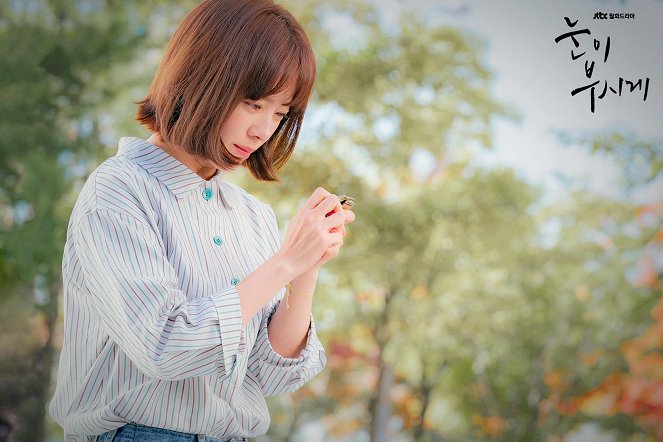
[
  {"x1": 230, "y1": 278, "x2": 240, "y2": 286},
  {"x1": 213, "y1": 236, "x2": 223, "y2": 246},
  {"x1": 202, "y1": 189, "x2": 213, "y2": 200}
]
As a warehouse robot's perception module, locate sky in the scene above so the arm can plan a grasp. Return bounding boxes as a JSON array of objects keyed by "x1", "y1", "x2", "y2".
[{"x1": 371, "y1": 0, "x2": 663, "y2": 205}]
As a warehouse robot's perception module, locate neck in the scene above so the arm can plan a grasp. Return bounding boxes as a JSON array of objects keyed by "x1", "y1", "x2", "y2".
[{"x1": 147, "y1": 133, "x2": 218, "y2": 180}]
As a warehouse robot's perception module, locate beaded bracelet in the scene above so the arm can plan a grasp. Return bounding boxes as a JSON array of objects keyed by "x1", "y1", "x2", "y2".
[{"x1": 285, "y1": 282, "x2": 312, "y2": 309}]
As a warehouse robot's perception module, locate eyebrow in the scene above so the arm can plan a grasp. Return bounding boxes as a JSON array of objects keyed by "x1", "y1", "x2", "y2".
[{"x1": 264, "y1": 96, "x2": 292, "y2": 107}]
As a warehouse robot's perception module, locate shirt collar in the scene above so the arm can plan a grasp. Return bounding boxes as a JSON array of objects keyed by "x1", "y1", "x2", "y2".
[{"x1": 116, "y1": 137, "x2": 231, "y2": 204}]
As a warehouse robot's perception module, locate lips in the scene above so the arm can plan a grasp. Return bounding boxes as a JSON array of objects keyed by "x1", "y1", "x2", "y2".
[{"x1": 234, "y1": 144, "x2": 254, "y2": 158}]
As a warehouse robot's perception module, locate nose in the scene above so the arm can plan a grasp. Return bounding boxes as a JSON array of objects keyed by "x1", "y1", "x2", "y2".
[{"x1": 248, "y1": 115, "x2": 272, "y2": 143}]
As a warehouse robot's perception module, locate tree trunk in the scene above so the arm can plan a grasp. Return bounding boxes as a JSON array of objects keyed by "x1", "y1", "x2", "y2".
[
  {"x1": 414, "y1": 384, "x2": 432, "y2": 441},
  {"x1": 370, "y1": 356, "x2": 395, "y2": 442},
  {"x1": 14, "y1": 281, "x2": 60, "y2": 442},
  {"x1": 369, "y1": 288, "x2": 397, "y2": 442},
  {"x1": 413, "y1": 360, "x2": 447, "y2": 441}
]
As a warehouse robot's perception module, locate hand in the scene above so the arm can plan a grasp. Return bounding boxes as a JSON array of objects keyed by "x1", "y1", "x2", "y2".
[
  {"x1": 314, "y1": 199, "x2": 355, "y2": 269},
  {"x1": 276, "y1": 187, "x2": 354, "y2": 276}
]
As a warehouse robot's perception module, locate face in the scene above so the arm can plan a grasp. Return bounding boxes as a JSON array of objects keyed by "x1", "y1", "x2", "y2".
[{"x1": 220, "y1": 85, "x2": 294, "y2": 162}]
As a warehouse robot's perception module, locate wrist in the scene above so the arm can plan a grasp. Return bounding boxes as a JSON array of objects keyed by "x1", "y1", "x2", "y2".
[
  {"x1": 271, "y1": 252, "x2": 300, "y2": 282},
  {"x1": 291, "y1": 268, "x2": 318, "y2": 291}
]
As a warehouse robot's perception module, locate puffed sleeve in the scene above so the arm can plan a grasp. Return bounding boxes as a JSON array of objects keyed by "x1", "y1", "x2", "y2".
[
  {"x1": 247, "y1": 297, "x2": 326, "y2": 396},
  {"x1": 246, "y1": 205, "x2": 327, "y2": 395},
  {"x1": 73, "y1": 209, "x2": 242, "y2": 380}
]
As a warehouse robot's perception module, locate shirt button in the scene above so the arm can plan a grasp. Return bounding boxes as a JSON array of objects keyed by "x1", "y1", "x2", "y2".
[
  {"x1": 213, "y1": 236, "x2": 223, "y2": 246},
  {"x1": 230, "y1": 278, "x2": 240, "y2": 286},
  {"x1": 202, "y1": 189, "x2": 213, "y2": 201}
]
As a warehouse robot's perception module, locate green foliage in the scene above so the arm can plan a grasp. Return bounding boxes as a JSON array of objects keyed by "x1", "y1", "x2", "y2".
[
  {"x1": 555, "y1": 130, "x2": 663, "y2": 190},
  {"x1": 0, "y1": 1, "x2": 164, "y2": 440}
]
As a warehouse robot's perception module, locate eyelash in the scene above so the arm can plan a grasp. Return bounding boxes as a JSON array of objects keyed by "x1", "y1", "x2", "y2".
[{"x1": 245, "y1": 100, "x2": 289, "y2": 120}]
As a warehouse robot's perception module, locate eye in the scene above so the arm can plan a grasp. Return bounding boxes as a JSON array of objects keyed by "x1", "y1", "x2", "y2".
[
  {"x1": 276, "y1": 112, "x2": 290, "y2": 121},
  {"x1": 244, "y1": 100, "x2": 261, "y2": 111}
]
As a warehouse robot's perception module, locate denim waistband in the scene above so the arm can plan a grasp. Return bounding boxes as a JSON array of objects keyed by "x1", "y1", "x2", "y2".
[{"x1": 96, "y1": 422, "x2": 246, "y2": 442}]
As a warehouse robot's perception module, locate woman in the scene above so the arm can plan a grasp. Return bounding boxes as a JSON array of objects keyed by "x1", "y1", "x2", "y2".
[{"x1": 49, "y1": 1, "x2": 355, "y2": 440}]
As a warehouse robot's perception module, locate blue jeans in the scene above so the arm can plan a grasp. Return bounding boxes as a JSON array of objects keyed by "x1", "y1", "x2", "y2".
[{"x1": 96, "y1": 423, "x2": 246, "y2": 442}]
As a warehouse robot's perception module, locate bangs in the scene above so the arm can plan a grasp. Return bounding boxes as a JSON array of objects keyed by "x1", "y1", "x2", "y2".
[{"x1": 243, "y1": 14, "x2": 316, "y2": 112}]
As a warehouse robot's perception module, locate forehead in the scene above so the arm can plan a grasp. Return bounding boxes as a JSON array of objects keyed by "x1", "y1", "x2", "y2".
[{"x1": 263, "y1": 84, "x2": 295, "y2": 107}]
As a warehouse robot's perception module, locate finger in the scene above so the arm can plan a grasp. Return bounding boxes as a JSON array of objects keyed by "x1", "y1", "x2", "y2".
[
  {"x1": 304, "y1": 187, "x2": 331, "y2": 209},
  {"x1": 328, "y1": 230, "x2": 344, "y2": 246},
  {"x1": 321, "y1": 244, "x2": 340, "y2": 261},
  {"x1": 323, "y1": 229, "x2": 343, "y2": 247},
  {"x1": 324, "y1": 211, "x2": 346, "y2": 229},
  {"x1": 329, "y1": 225, "x2": 346, "y2": 236},
  {"x1": 317, "y1": 241, "x2": 342, "y2": 266},
  {"x1": 326, "y1": 241, "x2": 342, "y2": 256},
  {"x1": 316, "y1": 194, "x2": 342, "y2": 218},
  {"x1": 344, "y1": 210, "x2": 355, "y2": 224}
]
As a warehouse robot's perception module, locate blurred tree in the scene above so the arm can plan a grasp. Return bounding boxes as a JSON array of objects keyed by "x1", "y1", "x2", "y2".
[
  {"x1": 486, "y1": 190, "x2": 657, "y2": 441},
  {"x1": 556, "y1": 131, "x2": 662, "y2": 190},
  {"x1": 0, "y1": 1, "x2": 175, "y2": 440},
  {"x1": 545, "y1": 132, "x2": 663, "y2": 441},
  {"x1": 386, "y1": 167, "x2": 542, "y2": 441}
]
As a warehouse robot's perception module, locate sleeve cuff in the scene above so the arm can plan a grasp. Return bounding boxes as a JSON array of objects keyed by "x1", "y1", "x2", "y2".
[
  {"x1": 210, "y1": 285, "x2": 243, "y2": 373},
  {"x1": 259, "y1": 303, "x2": 327, "y2": 372}
]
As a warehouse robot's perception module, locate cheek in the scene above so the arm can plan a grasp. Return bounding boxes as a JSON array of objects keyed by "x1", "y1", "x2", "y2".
[
  {"x1": 220, "y1": 112, "x2": 245, "y2": 139},
  {"x1": 269, "y1": 119, "x2": 286, "y2": 138}
]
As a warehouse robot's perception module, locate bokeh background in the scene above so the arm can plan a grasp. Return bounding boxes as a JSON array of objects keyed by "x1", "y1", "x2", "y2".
[{"x1": 1, "y1": 0, "x2": 661, "y2": 441}]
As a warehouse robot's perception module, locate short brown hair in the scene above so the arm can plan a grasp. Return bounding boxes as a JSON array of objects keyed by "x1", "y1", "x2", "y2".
[{"x1": 136, "y1": 0, "x2": 316, "y2": 181}]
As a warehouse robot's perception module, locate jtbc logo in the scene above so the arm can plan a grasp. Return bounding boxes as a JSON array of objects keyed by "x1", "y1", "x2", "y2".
[{"x1": 593, "y1": 12, "x2": 608, "y2": 19}]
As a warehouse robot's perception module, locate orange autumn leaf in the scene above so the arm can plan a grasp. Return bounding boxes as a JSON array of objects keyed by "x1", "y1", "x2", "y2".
[
  {"x1": 544, "y1": 369, "x2": 569, "y2": 392},
  {"x1": 560, "y1": 201, "x2": 663, "y2": 437},
  {"x1": 633, "y1": 253, "x2": 658, "y2": 288},
  {"x1": 579, "y1": 348, "x2": 605, "y2": 368},
  {"x1": 556, "y1": 397, "x2": 581, "y2": 415},
  {"x1": 472, "y1": 414, "x2": 507, "y2": 436},
  {"x1": 626, "y1": 352, "x2": 663, "y2": 379},
  {"x1": 654, "y1": 229, "x2": 663, "y2": 244},
  {"x1": 575, "y1": 372, "x2": 622, "y2": 416},
  {"x1": 631, "y1": 325, "x2": 663, "y2": 349},
  {"x1": 619, "y1": 378, "x2": 663, "y2": 418},
  {"x1": 635, "y1": 202, "x2": 663, "y2": 218},
  {"x1": 329, "y1": 340, "x2": 361, "y2": 361},
  {"x1": 621, "y1": 338, "x2": 645, "y2": 361},
  {"x1": 564, "y1": 368, "x2": 663, "y2": 436},
  {"x1": 651, "y1": 298, "x2": 663, "y2": 322},
  {"x1": 578, "y1": 390, "x2": 618, "y2": 416},
  {"x1": 392, "y1": 390, "x2": 424, "y2": 429}
]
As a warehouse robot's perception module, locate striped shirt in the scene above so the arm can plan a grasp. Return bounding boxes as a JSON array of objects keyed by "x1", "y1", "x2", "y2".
[{"x1": 49, "y1": 137, "x2": 326, "y2": 441}]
